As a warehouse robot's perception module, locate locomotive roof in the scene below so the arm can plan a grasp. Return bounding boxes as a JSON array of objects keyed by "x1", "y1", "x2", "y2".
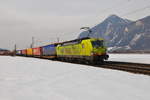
[
  {"x1": 61, "y1": 37, "x2": 90, "y2": 44},
  {"x1": 61, "y1": 37, "x2": 104, "y2": 44}
]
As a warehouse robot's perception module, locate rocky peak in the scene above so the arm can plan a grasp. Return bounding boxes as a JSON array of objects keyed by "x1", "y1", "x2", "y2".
[
  {"x1": 102, "y1": 14, "x2": 132, "y2": 25},
  {"x1": 78, "y1": 15, "x2": 150, "y2": 51}
]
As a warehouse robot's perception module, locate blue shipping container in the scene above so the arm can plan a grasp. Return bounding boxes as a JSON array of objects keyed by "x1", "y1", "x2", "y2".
[{"x1": 42, "y1": 44, "x2": 56, "y2": 56}]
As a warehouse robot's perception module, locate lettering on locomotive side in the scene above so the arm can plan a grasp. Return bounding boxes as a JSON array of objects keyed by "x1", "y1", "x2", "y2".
[
  {"x1": 65, "y1": 48, "x2": 72, "y2": 54},
  {"x1": 60, "y1": 48, "x2": 64, "y2": 54},
  {"x1": 73, "y1": 46, "x2": 80, "y2": 54}
]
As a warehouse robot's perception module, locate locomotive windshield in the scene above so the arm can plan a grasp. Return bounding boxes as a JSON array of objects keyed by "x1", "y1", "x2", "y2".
[{"x1": 92, "y1": 40, "x2": 104, "y2": 48}]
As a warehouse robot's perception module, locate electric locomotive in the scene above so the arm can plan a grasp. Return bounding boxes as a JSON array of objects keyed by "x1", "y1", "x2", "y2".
[{"x1": 56, "y1": 37, "x2": 109, "y2": 64}]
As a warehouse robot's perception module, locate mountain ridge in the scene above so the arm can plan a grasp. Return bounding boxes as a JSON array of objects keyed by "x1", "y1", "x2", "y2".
[{"x1": 78, "y1": 15, "x2": 150, "y2": 52}]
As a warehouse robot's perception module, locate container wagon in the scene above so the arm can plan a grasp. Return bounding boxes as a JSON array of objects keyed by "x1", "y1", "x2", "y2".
[
  {"x1": 41, "y1": 44, "x2": 57, "y2": 59},
  {"x1": 32, "y1": 47, "x2": 42, "y2": 57},
  {"x1": 26, "y1": 48, "x2": 33, "y2": 57}
]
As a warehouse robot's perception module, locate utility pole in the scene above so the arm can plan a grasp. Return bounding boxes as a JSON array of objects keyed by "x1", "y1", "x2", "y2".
[
  {"x1": 31, "y1": 36, "x2": 34, "y2": 48},
  {"x1": 57, "y1": 37, "x2": 59, "y2": 43},
  {"x1": 14, "y1": 44, "x2": 17, "y2": 51},
  {"x1": 13, "y1": 44, "x2": 17, "y2": 56}
]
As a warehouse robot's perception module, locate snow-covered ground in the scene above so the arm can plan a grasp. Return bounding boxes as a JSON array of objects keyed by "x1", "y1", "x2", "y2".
[
  {"x1": 0, "y1": 56, "x2": 150, "y2": 100},
  {"x1": 109, "y1": 54, "x2": 150, "y2": 64}
]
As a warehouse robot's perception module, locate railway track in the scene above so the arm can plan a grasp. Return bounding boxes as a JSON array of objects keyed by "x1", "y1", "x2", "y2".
[
  {"x1": 15, "y1": 55, "x2": 150, "y2": 76},
  {"x1": 58, "y1": 60, "x2": 150, "y2": 76},
  {"x1": 96, "y1": 61, "x2": 150, "y2": 75}
]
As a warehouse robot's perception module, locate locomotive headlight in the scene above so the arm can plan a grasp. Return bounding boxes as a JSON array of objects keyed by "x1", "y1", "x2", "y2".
[{"x1": 91, "y1": 51, "x2": 94, "y2": 55}]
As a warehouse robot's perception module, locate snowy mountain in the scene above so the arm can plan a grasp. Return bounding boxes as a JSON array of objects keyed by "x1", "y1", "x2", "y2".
[{"x1": 78, "y1": 15, "x2": 150, "y2": 52}]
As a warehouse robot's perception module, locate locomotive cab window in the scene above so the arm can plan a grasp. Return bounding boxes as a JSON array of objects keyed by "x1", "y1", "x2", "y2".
[
  {"x1": 91, "y1": 40, "x2": 104, "y2": 48},
  {"x1": 82, "y1": 44, "x2": 85, "y2": 48}
]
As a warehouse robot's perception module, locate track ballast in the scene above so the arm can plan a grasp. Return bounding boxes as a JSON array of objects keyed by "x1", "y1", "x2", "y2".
[
  {"x1": 57, "y1": 59, "x2": 150, "y2": 76},
  {"x1": 15, "y1": 55, "x2": 150, "y2": 76}
]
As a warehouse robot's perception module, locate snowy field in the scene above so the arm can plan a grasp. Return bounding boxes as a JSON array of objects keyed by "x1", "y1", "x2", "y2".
[
  {"x1": 0, "y1": 56, "x2": 150, "y2": 100},
  {"x1": 109, "y1": 54, "x2": 150, "y2": 64}
]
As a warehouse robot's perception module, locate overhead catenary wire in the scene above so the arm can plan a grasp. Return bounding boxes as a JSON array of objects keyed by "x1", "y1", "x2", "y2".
[
  {"x1": 98, "y1": 0, "x2": 131, "y2": 13},
  {"x1": 121, "y1": 5, "x2": 150, "y2": 17},
  {"x1": 89, "y1": 0, "x2": 150, "y2": 29},
  {"x1": 97, "y1": 0, "x2": 150, "y2": 16}
]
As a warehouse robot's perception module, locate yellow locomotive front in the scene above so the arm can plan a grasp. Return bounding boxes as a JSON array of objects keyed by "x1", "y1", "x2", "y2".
[{"x1": 90, "y1": 38, "x2": 109, "y2": 63}]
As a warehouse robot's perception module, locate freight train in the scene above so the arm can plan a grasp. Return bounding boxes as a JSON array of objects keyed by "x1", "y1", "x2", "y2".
[{"x1": 16, "y1": 37, "x2": 109, "y2": 64}]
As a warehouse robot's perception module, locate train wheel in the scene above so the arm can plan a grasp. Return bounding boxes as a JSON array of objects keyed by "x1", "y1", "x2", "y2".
[{"x1": 98, "y1": 59, "x2": 104, "y2": 64}]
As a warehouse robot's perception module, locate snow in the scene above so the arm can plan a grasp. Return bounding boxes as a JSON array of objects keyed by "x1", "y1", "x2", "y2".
[
  {"x1": 130, "y1": 34, "x2": 141, "y2": 45},
  {"x1": 109, "y1": 54, "x2": 150, "y2": 64},
  {"x1": 116, "y1": 38, "x2": 122, "y2": 45},
  {"x1": 0, "y1": 56, "x2": 150, "y2": 100},
  {"x1": 108, "y1": 46, "x2": 131, "y2": 52},
  {"x1": 110, "y1": 32, "x2": 118, "y2": 42}
]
